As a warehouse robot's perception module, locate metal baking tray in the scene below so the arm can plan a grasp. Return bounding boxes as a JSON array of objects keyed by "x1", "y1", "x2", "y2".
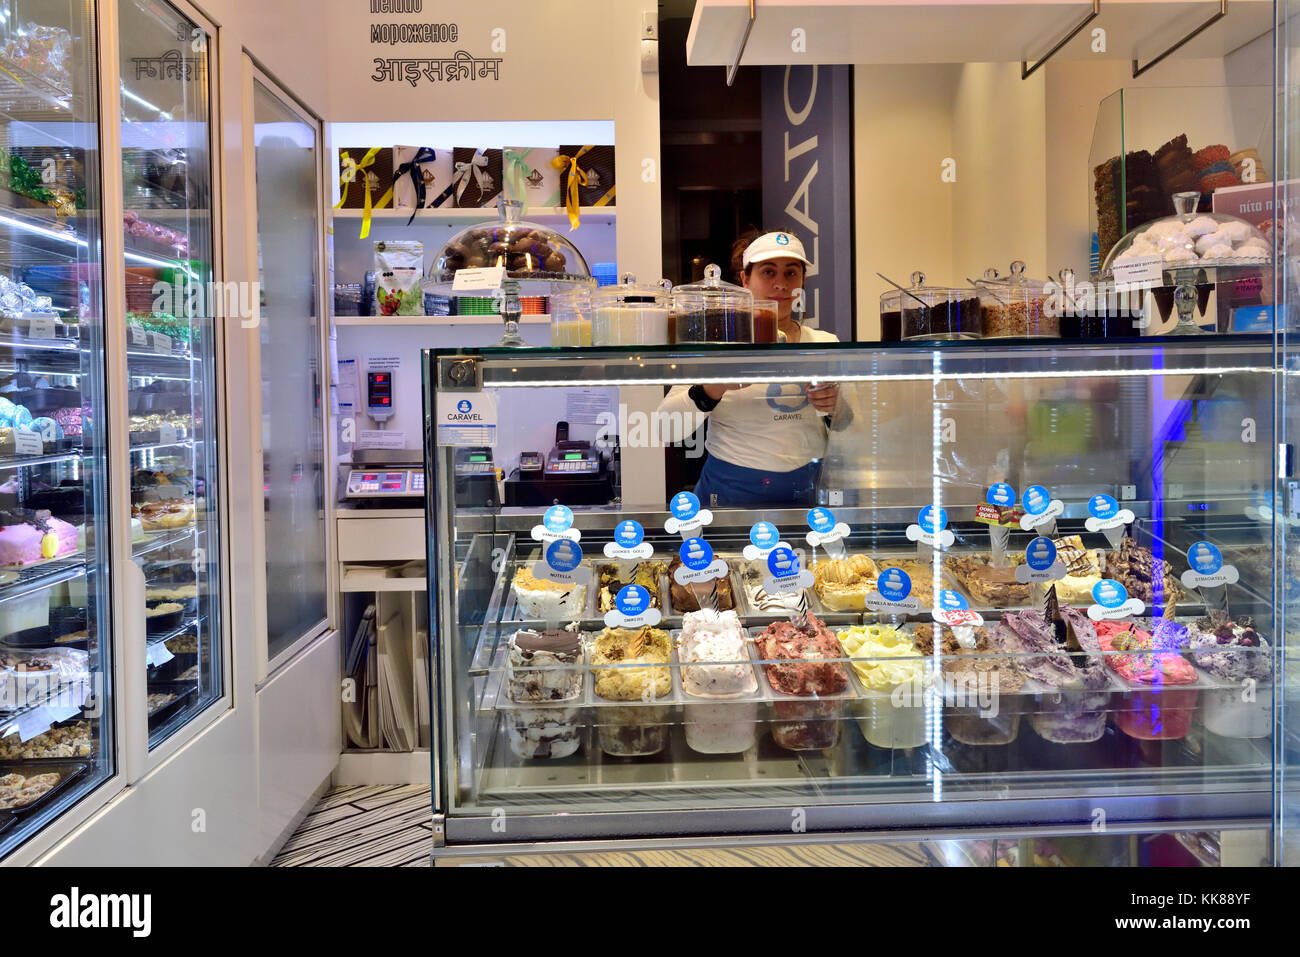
[{"x1": 0, "y1": 759, "x2": 89, "y2": 818}]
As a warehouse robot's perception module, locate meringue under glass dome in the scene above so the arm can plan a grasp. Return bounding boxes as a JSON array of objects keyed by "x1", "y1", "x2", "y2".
[
  {"x1": 425, "y1": 200, "x2": 593, "y2": 294},
  {"x1": 1101, "y1": 190, "x2": 1271, "y2": 275}
]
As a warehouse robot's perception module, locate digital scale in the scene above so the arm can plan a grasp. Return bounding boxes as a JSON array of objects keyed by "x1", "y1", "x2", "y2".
[
  {"x1": 505, "y1": 421, "x2": 615, "y2": 506},
  {"x1": 341, "y1": 449, "x2": 425, "y2": 508}
]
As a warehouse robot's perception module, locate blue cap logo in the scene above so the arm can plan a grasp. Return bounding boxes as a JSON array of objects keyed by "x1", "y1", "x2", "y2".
[
  {"x1": 1022, "y1": 485, "x2": 1050, "y2": 516},
  {"x1": 670, "y1": 491, "x2": 701, "y2": 521},
  {"x1": 457, "y1": 399, "x2": 472, "y2": 414},
  {"x1": 938, "y1": 589, "x2": 968, "y2": 611},
  {"x1": 680, "y1": 537, "x2": 714, "y2": 571},
  {"x1": 1092, "y1": 579, "x2": 1128, "y2": 609},
  {"x1": 919, "y1": 505, "x2": 948, "y2": 533},
  {"x1": 877, "y1": 568, "x2": 912, "y2": 603},
  {"x1": 1188, "y1": 541, "x2": 1223, "y2": 575},
  {"x1": 543, "y1": 504, "x2": 574, "y2": 533},
  {"x1": 1025, "y1": 537, "x2": 1057, "y2": 571},
  {"x1": 749, "y1": 522, "x2": 779, "y2": 549},
  {"x1": 806, "y1": 507, "x2": 837, "y2": 534},
  {"x1": 614, "y1": 520, "x2": 644, "y2": 549},
  {"x1": 545, "y1": 539, "x2": 582, "y2": 573},
  {"x1": 776, "y1": 233, "x2": 790, "y2": 246},
  {"x1": 1088, "y1": 494, "x2": 1119, "y2": 521},
  {"x1": 615, "y1": 584, "x2": 650, "y2": 616},
  {"x1": 766, "y1": 546, "x2": 799, "y2": 579},
  {"x1": 987, "y1": 483, "x2": 1015, "y2": 507}
]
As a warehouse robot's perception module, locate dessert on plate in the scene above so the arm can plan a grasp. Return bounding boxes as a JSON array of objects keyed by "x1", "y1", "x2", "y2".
[{"x1": 0, "y1": 508, "x2": 78, "y2": 566}]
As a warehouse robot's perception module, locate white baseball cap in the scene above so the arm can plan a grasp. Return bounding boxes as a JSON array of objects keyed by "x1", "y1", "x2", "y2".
[{"x1": 743, "y1": 231, "x2": 811, "y2": 268}]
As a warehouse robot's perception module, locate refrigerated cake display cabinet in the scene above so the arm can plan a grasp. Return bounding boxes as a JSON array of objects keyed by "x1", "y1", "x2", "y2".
[{"x1": 423, "y1": 336, "x2": 1290, "y2": 854}]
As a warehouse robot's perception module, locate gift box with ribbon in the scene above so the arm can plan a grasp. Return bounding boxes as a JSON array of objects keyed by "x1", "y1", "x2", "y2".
[
  {"x1": 393, "y1": 146, "x2": 455, "y2": 221},
  {"x1": 558, "y1": 145, "x2": 616, "y2": 208},
  {"x1": 503, "y1": 147, "x2": 561, "y2": 209},
  {"x1": 450, "y1": 148, "x2": 503, "y2": 208},
  {"x1": 335, "y1": 147, "x2": 394, "y2": 239}
]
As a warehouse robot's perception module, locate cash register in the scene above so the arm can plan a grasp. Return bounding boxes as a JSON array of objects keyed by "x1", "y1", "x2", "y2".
[
  {"x1": 453, "y1": 446, "x2": 500, "y2": 507},
  {"x1": 504, "y1": 421, "x2": 616, "y2": 506}
]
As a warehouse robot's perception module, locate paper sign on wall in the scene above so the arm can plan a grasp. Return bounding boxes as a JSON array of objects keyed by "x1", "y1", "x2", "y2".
[{"x1": 435, "y1": 392, "x2": 498, "y2": 447}]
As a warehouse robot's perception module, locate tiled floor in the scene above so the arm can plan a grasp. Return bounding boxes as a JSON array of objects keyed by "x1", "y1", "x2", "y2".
[
  {"x1": 273, "y1": 783, "x2": 933, "y2": 866},
  {"x1": 270, "y1": 785, "x2": 432, "y2": 867}
]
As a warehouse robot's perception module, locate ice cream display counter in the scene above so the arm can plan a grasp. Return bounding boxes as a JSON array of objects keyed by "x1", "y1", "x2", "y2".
[{"x1": 423, "y1": 337, "x2": 1284, "y2": 853}]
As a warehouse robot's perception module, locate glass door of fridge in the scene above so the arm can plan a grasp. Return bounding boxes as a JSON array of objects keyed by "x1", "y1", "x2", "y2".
[
  {"x1": 116, "y1": 0, "x2": 220, "y2": 749},
  {"x1": 0, "y1": 0, "x2": 113, "y2": 856}
]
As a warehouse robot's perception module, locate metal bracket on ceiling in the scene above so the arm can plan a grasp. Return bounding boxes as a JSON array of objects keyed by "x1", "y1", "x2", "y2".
[
  {"x1": 1132, "y1": 0, "x2": 1227, "y2": 77},
  {"x1": 725, "y1": 0, "x2": 757, "y2": 87},
  {"x1": 1021, "y1": 0, "x2": 1101, "y2": 80}
]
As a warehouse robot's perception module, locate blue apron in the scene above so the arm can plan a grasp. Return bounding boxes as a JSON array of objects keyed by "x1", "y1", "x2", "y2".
[{"x1": 692, "y1": 456, "x2": 822, "y2": 508}]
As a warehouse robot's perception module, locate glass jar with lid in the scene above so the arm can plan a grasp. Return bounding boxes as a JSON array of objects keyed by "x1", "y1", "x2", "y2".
[
  {"x1": 670, "y1": 264, "x2": 755, "y2": 343},
  {"x1": 976, "y1": 261, "x2": 1059, "y2": 338},
  {"x1": 752, "y1": 298, "x2": 779, "y2": 343},
  {"x1": 550, "y1": 286, "x2": 592, "y2": 346},
  {"x1": 898, "y1": 272, "x2": 982, "y2": 340},
  {"x1": 878, "y1": 289, "x2": 902, "y2": 342},
  {"x1": 591, "y1": 275, "x2": 671, "y2": 346}
]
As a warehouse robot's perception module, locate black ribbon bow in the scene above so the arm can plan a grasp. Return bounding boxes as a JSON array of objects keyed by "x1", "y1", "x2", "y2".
[{"x1": 395, "y1": 147, "x2": 439, "y2": 225}]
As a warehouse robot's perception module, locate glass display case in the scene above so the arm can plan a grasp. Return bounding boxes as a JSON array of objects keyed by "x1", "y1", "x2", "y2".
[
  {"x1": 117, "y1": 0, "x2": 220, "y2": 748},
  {"x1": 424, "y1": 337, "x2": 1281, "y2": 851},
  {"x1": 0, "y1": 0, "x2": 112, "y2": 857}
]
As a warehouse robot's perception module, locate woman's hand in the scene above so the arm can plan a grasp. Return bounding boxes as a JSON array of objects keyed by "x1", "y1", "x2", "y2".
[
  {"x1": 703, "y1": 383, "x2": 742, "y2": 400},
  {"x1": 806, "y1": 381, "x2": 840, "y2": 414}
]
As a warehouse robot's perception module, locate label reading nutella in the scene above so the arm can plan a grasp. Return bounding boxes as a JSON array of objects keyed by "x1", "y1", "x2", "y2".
[{"x1": 530, "y1": 539, "x2": 591, "y2": 588}]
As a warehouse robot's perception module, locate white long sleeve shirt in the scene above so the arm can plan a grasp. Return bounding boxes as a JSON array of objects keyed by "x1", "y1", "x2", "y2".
[{"x1": 656, "y1": 326, "x2": 840, "y2": 473}]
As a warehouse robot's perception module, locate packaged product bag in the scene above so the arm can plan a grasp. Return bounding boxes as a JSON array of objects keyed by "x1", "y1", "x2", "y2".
[
  {"x1": 503, "y1": 148, "x2": 561, "y2": 208},
  {"x1": 373, "y1": 240, "x2": 425, "y2": 316},
  {"x1": 557, "y1": 145, "x2": 617, "y2": 208},
  {"x1": 336, "y1": 148, "x2": 394, "y2": 209},
  {"x1": 393, "y1": 146, "x2": 455, "y2": 218},
  {"x1": 450, "y1": 148, "x2": 503, "y2": 208}
]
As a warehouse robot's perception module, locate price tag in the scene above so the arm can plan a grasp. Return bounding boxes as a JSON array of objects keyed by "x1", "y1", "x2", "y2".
[
  {"x1": 1087, "y1": 578, "x2": 1146, "y2": 621},
  {"x1": 864, "y1": 567, "x2": 923, "y2": 614},
  {"x1": 1112, "y1": 255, "x2": 1163, "y2": 287},
  {"x1": 14, "y1": 707, "x2": 58, "y2": 742},
  {"x1": 158, "y1": 423, "x2": 178, "y2": 445},
  {"x1": 529, "y1": 539, "x2": 591, "y2": 588},
  {"x1": 1180, "y1": 541, "x2": 1240, "y2": 589},
  {"x1": 906, "y1": 504, "x2": 955, "y2": 549},
  {"x1": 1018, "y1": 485, "x2": 1065, "y2": 531},
  {"x1": 146, "y1": 642, "x2": 175, "y2": 668},
  {"x1": 603, "y1": 583, "x2": 663, "y2": 629},
  {"x1": 760, "y1": 545, "x2": 814, "y2": 596},
  {"x1": 12, "y1": 428, "x2": 43, "y2": 456},
  {"x1": 1014, "y1": 537, "x2": 1068, "y2": 583},
  {"x1": 129, "y1": 325, "x2": 148, "y2": 348},
  {"x1": 27, "y1": 316, "x2": 56, "y2": 339},
  {"x1": 742, "y1": 521, "x2": 790, "y2": 561},
  {"x1": 603, "y1": 519, "x2": 653, "y2": 561},
  {"x1": 150, "y1": 331, "x2": 172, "y2": 355},
  {"x1": 451, "y1": 265, "x2": 506, "y2": 293},
  {"x1": 530, "y1": 503, "x2": 581, "y2": 545},
  {"x1": 665, "y1": 490, "x2": 713, "y2": 537}
]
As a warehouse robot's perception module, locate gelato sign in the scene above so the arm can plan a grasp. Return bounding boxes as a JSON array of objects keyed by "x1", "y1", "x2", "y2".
[
  {"x1": 1087, "y1": 578, "x2": 1145, "y2": 621},
  {"x1": 762, "y1": 546, "x2": 813, "y2": 596},
  {"x1": 1180, "y1": 541, "x2": 1239, "y2": 589},
  {"x1": 364, "y1": 9, "x2": 503, "y2": 87},
  {"x1": 1014, "y1": 537, "x2": 1067, "y2": 583},
  {"x1": 605, "y1": 583, "x2": 662, "y2": 629},
  {"x1": 743, "y1": 521, "x2": 791, "y2": 561},
  {"x1": 604, "y1": 520, "x2": 652, "y2": 561},
  {"x1": 672, "y1": 538, "x2": 728, "y2": 586},
  {"x1": 865, "y1": 567, "x2": 922, "y2": 614}
]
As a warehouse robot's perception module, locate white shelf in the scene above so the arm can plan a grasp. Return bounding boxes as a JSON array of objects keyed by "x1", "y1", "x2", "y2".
[
  {"x1": 330, "y1": 206, "x2": 615, "y2": 227},
  {"x1": 686, "y1": 0, "x2": 1273, "y2": 67},
  {"x1": 333, "y1": 315, "x2": 550, "y2": 327}
]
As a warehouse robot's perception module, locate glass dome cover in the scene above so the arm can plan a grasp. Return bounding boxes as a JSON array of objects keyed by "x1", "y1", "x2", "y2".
[
  {"x1": 1100, "y1": 191, "x2": 1271, "y2": 276},
  {"x1": 426, "y1": 200, "x2": 593, "y2": 292}
]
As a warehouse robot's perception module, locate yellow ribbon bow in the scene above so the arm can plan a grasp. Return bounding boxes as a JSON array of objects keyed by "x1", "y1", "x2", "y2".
[
  {"x1": 552, "y1": 154, "x2": 587, "y2": 230},
  {"x1": 334, "y1": 147, "x2": 383, "y2": 239}
]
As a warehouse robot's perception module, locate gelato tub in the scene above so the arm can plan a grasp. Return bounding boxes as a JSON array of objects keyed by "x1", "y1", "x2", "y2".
[
  {"x1": 753, "y1": 615, "x2": 849, "y2": 750},
  {"x1": 670, "y1": 556, "x2": 737, "y2": 613},
  {"x1": 913, "y1": 622, "x2": 1026, "y2": 746},
  {"x1": 597, "y1": 561, "x2": 667, "y2": 615},
  {"x1": 1096, "y1": 619, "x2": 1198, "y2": 741},
  {"x1": 590, "y1": 626, "x2": 674, "y2": 757},
  {"x1": 507, "y1": 706, "x2": 583, "y2": 760},
  {"x1": 811, "y1": 555, "x2": 877, "y2": 612},
  {"x1": 511, "y1": 565, "x2": 589, "y2": 621},
  {"x1": 943, "y1": 554, "x2": 1028, "y2": 608},
  {"x1": 500, "y1": 628, "x2": 585, "y2": 760},
  {"x1": 1190, "y1": 612, "x2": 1272, "y2": 738},
  {"x1": 678, "y1": 609, "x2": 759, "y2": 754},
  {"x1": 839, "y1": 623, "x2": 928, "y2": 749}
]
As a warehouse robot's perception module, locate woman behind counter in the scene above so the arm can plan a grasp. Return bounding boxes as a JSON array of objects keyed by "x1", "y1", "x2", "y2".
[{"x1": 657, "y1": 230, "x2": 849, "y2": 507}]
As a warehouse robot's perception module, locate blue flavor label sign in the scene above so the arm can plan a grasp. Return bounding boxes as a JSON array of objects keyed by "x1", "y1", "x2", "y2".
[
  {"x1": 865, "y1": 567, "x2": 922, "y2": 614},
  {"x1": 1014, "y1": 537, "x2": 1067, "y2": 583},
  {"x1": 530, "y1": 539, "x2": 590, "y2": 588},
  {"x1": 742, "y1": 521, "x2": 790, "y2": 560},
  {"x1": 604, "y1": 583, "x2": 663, "y2": 629},
  {"x1": 665, "y1": 490, "x2": 713, "y2": 536},
  {"x1": 906, "y1": 504, "x2": 955, "y2": 549},
  {"x1": 761, "y1": 545, "x2": 814, "y2": 596},
  {"x1": 1084, "y1": 493, "x2": 1135, "y2": 535},
  {"x1": 672, "y1": 538, "x2": 729, "y2": 586},
  {"x1": 531, "y1": 503, "x2": 581, "y2": 544},
  {"x1": 1019, "y1": 485, "x2": 1065, "y2": 531},
  {"x1": 1087, "y1": 578, "x2": 1145, "y2": 621},
  {"x1": 804, "y1": 507, "x2": 850, "y2": 550},
  {"x1": 1180, "y1": 541, "x2": 1239, "y2": 589},
  {"x1": 987, "y1": 483, "x2": 1015, "y2": 507},
  {"x1": 604, "y1": 519, "x2": 653, "y2": 560}
]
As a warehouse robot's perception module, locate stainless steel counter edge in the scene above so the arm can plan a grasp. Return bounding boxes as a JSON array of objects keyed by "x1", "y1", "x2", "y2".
[{"x1": 436, "y1": 790, "x2": 1270, "y2": 849}]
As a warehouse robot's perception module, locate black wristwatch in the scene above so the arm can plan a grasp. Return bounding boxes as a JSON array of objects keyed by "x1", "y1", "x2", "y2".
[{"x1": 688, "y1": 384, "x2": 721, "y2": 412}]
